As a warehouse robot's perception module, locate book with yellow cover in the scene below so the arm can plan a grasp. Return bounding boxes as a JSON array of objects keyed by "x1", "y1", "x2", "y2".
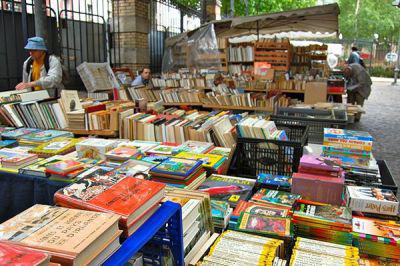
[
  {"x1": 174, "y1": 152, "x2": 226, "y2": 170},
  {"x1": 30, "y1": 137, "x2": 83, "y2": 157},
  {"x1": 0, "y1": 204, "x2": 121, "y2": 266}
]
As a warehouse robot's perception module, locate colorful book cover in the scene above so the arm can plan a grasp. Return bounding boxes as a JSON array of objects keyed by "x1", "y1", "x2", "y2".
[
  {"x1": 46, "y1": 159, "x2": 84, "y2": 175},
  {"x1": 0, "y1": 242, "x2": 49, "y2": 265},
  {"x1": 207, "y1": 147, "x2": 232, "y2": 158},
  {"x1": 352, "y1": 216, "x2": 400, "y2": 243},
  {"x1": 19, "y1": 130, "x2": 73, "y2": 143},
  {"x1": 0, "y1": 127, "x2": 14, "y2": 133},
  {"x1": 135, "y1": 154, "x2": 168, "y2": 164},
  {"x1": 251, "y1": 189, "x2": 301, "y2": 207},
  {"x1": 174, "y1": 151, "x2": 225, "y2": 169},
  {"x1": 150, "y1": 157, "x2": 202, "y2": 177},
  {"x1": 232, "y1": 200, "x2": 289, "y2": 218},
  {"x1": 31, "y1": 138, "x2": 82, "y2": 156},
  {"x1": 324, "y1": 128, "x2": 373, "y2": 142},
  {"x1": 54, "y1": 173, "x2": 165, "y2": 226},
  {"x1": 175, "y1": 140, "x2": 214, "y2": 154},
  {"x1": 346, "y1": 186, "x2": 399, "y2": 216},
  {"x1": 106, "y1": 147, "x2": 138, "y2": 160},
  {"x1": 198, "y1": 174, "x2": 256, "y2": 207},
  {"x1": 300, "y1": 155, "x2": 342, "y2": 172},
  {"x1": 115, "y1": 159, "x2": 157, "y2": 179},
  {"x1": 0, "y1": 140, "x2": 17, "y2": 148},
  {"x1": 238, "y1": 212, "x2": 291, "y2": 237},
  {"x1": 76, "y1": 138, "x2": 117, "y2": 160},
  {"x1": 74, "y1": 165, "x2": 116, "y2": 182},
  {"x1": 293, "y1": 202, "x2": 353, "y2": 226},
  {"x1": 211, "y1": 200, "x2": 231, "y2": 220},
  {"x1": 322, "y1": 146, "x2": 371, "y2": 157},
  {"x1": 19, "y1": 155, "x2": 65, "y2": 177},
  {"x1": 146, "y1": 144, "x2": 178, "y2": 155},
  {"x1": 117, "y1": 140, "x2": 159, "y2": 153},
  {"x1": 257, "y1": 173, "x2": 291, "y2": 188},
  {"x1": 1, "y1": 128, "x2": 40, "y2": 139}
]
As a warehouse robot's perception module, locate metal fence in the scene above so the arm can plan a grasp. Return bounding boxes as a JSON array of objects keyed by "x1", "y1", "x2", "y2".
[
  {"x1": 0, "y1": 0, "x2": 110, "y2": 90},
  {"x1": 149, "y1": 0, "x2": 201, "y2": 74}
]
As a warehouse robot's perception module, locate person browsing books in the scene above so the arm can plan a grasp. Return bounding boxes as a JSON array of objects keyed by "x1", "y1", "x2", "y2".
[
  {"x1": 344, "y1": 63, "x2": 372, "y2": 107},
  {"x1": 15, "y1": 37, "x2": 63, "y2": 97},
  {"x1": 132, "y1": 68, "x2": 151, "y2": 87}
]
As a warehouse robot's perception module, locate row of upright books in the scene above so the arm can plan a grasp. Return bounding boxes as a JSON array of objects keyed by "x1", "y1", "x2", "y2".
[
  {"x1": 228, "y1": 45, "x2": 254, "y2": 62},
  {"x1": 203, "y1": 91, "x2": 282, "y2": 109},
  {"x1": 120, "y1": 110, "x2": 237, "y2": 148},
  {"x1": 125, "y1": 86, "x2": 161, "y2": 102},
  {"x1": 159, "y1": 88, "x2": 204, "y2": 104}
]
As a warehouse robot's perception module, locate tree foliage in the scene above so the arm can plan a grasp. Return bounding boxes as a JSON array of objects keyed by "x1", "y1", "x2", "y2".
[
  {"x1": 338, "y1": 0, "x2": 400, "y2": 42},
  {"x1": 220, "y1": 0, "x2": 317, "y2": 17}
]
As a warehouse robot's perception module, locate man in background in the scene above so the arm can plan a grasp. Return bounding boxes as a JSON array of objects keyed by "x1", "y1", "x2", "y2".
[
  {"x1": 344, "y1": 63, "x2": 372, "y2": 107},
  {"x1": 132, "y1": 68, "x2": 151, "y2": 86}
]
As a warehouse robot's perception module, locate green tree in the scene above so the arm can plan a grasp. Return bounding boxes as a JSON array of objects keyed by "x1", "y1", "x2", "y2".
[
  {"x1": 338, "y1": 0, "x2": 400, "y2": 42},
  {"x1": 220, "y1": 0, "x2": 317, "y2": 17}
]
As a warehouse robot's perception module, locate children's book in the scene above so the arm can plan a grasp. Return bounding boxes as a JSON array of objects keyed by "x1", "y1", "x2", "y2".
[
  {"x1": 146, "y1": 144, "x2": 179, "y2": 155},
  {"x1": 324, "y1": 128, "x2": 373, "y2": 142},
  {"x1": 257, "y1": 173, "x2": 291, "y2": 188},
  {"x1": 46, "y1": 159, "x2": 84, "y2": 175},
  {"x1": 238, "y1": 212, "x2": 291, "y2": 237},
  {"x1": 150, "y1": 157, "x2": 202, "y2": 178},
  {"x1": 105, "y1": 147, "x2": 138, "y2": 161},
  {"x1": 19, "y1": 155, "x2": 65, "y2": 177},
  {"x1": 31, "y1": 138, "x2": 82, "y2": 157},
  {"x1": 1, "y1": 128, "x2": 40, "y2": 139},
  {"x1": 198, "y1": 174, "x2": 256, "y2": 207},
  {"x1": 251, "y1": 189, "x2": 301, "y2": 208},
  {"x1": 174, "y1": 151, "x2": 225, "y2": 169},
  {"x1": 175, "y1": 140, "x2": 214, "y2": 154},
  {"x1": 207, "y1": 147, "x2": 232, "y2": 158},
  {"x1": 19, "y1": 130, "x2": 73, "y2": 144}
]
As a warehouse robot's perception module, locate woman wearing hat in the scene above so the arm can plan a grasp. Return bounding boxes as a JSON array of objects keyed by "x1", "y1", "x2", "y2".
[{"x1": 15, "y1": 36, "x2": 63, "y2": 97}]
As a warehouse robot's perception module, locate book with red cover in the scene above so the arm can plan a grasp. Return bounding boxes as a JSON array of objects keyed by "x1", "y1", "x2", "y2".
[
  {"x1": 54, "y1": 172, "x2": 165, "y2": 228},
  {"x1": 0, "y1": 242, "x2": 49, "y2": 266},
  {"x1": 292, "y1": 172, "x2": 344, "y2": 206},
  {"x1": 84, "y1": 103, "x2": 106, "y2": 113}
]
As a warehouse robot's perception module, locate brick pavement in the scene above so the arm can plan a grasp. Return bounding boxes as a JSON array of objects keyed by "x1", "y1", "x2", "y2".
[{"x1": 348, "y1": 79, "x2": 400, "y2": 185}]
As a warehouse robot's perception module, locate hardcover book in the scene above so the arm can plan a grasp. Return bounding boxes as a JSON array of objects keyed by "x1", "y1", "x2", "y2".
[
  {"x1": 76, "y1": 138, "x2": 118, "y2": 160},
  {"x1": 105, "y1": 146, "x2": 138, "y2": 161},
  {"x1": 30, "y1": 137, "x2": 82, "y2": 157},
  {"x1": 207, "y1": 147, "x2": 232, "y2": 158},
  {"x1": 146, "y1": 143, "x2": 179, "y2": 155},
  {"x1": 115, "y1": 159, "x2": 157, "y2": 178},
  {"x1": 176, "y1": 140, "x2": 214, "y2": 154},
  {"x1": 198, "y1": 174, "x2": 256, "y2": 207},
  {"x1": 0, "y1": 242, "x2": 49, "y2": 266},
  {"x1": 237, "y1": 212, "x2": 291, "y2": 237},
  {"x1": 45, "y1": 159, "x2": 84, "y2": 175},
  {"x1": 19, "y1": 130, "x2": 73, "y2": 144},
  {"x1": 0, "y1": 204, "x2": 121, "y2": 266},
  {"x1": 251, "y1": 189, "x2": 301, "y2": 208},
  {"x1": 18, "y1": 155, "x2": 65, "y2": 177},
  {"x1": 346, "y1": 186, "x2": 399, "y2": 216},
  {"x1": 54, "y1": 173, "x2": 165, "y2": 228},
  {"x1": 0, "y1": 140, "x2": 17, "y2": 148}
]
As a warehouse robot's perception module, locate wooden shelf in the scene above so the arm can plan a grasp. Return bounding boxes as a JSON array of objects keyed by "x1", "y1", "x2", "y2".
[
  {"x1": 280, "y1": 90, "x2": 305, "y2": 94},
  {"x1": 202, "y1": 104, "x2": 273, "y2": 112},
  {"x1": 162, "y1": 102, "x2": 203, "y2": 106},
  {"x1": 66, "y1": 128, "x2": 118, "y2": 137},
  {"x1": 228, "y1": 61, "x2": 254, "y2": 64}
]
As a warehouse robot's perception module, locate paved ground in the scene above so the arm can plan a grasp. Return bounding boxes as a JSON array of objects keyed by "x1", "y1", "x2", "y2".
[{"x1": 348, "y1": 78, "x2": 400, "y2": 185}]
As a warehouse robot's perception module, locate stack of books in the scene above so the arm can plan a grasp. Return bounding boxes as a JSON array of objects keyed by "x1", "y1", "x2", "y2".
[
  {"x1": 164, "y1": 187, "x2": 214, "y2": 264},
  {"x1": 292, "y1": 155, "x2": 345, "y2": 205},
  {"x1": 0, "y1": 204, "x2": 122, "y2": 265},
  {"x1": 1, "y1": 128, "x2": 40, "y2": 140},
  {"x1": 292, "y1": 200, "x2": 353, "y2": 245},
  {"x1": 199, "y1": 230, "x2": 285, "y2": 265},
  {"x1": 76, "y1": 138, "x2": 118, "y2": 160},
  {"x1": 210, "y1": 200, "x2": 232, "y2": 230},
  {"x1": 198, "y1": 174, "x2": 256, "y2": 208},
  {"x1": 0, "y1": 139, "x2": 18, "y2": 149},
  {"x1": 174, "y1": 152, "x2": 227, "y2": 174},
  {"x1": 55, "y1": 173, "x2": 165, "y2": 237},
  {"x1": 149, "y1": 157, "x2": 206, "y2": 190},
  {"x1": 237, "y1": 117, "x2": 287, "y2": 140},
  {"x1": 18, "y1": 130, "x2": 73, "y2": 146},
  {"x1": 30, "y1": 137, "x2": 83, "y2": 157},
  {"x1": 352, "y1": 216, "x2": 400, "y2": 259},
  {"x1": 45, "y1": 158, "x2": 85, "y2": 182},
  {"x1": 290, "y1": 237, "x2": 360, "y2": 266},
  {"x1": 105, "y1": 146, "x2": 139, "y2": 162},
  {"x1": 0, "y1": 148, "x2": 38, "y2": 170},
  {"x1": 0, "y1": 242, "x2": 50, "y2": 265},
  {"x1": 250, "y1": 189, "x2": 301, "y2": 210},
  {"x1": 0, "y1": 126, "x2": 15, "y2": 134},
  {"x1": 346, "y1": 186, "x2": 399, "y2": 216},
  {"x1": 323, "y1": 128, "x2": 373, "y2": 170}
]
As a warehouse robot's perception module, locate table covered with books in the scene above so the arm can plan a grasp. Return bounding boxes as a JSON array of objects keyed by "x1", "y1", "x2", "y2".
[{"x1": 0, "y1": 112, "x2": 398, "y2": 265}]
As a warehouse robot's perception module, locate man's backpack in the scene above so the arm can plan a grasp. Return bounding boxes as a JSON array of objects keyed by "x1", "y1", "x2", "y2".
[{"x1": 359, "y1": 57, "x2": 366, "y2": 68}]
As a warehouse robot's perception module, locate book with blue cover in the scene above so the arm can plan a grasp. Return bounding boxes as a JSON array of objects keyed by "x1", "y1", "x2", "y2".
[
  {"x1": 324, "y1": 128, "x2": 373, "y2": 142},
  {"x1": 150, "y1": 157, "x2": 202, "y2": 178},
  {"x1": 19, "y1": 130, "x2": 73, "y2": 144},
  {"x1": 257, "y1": 173, "x2": 291, "y2": 188},
  {"x1": 0, "y1": 140, "x2": 17, "y2": 148},
  {"x1": 1, "y1": 128, "x2": 40, "y2": 140}
]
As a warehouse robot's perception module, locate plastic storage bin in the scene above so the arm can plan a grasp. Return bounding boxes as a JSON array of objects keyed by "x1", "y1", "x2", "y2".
[
  {"x1": 233, "y1": 123, "x2": 308, "y2": 178},
  {"x1": 271, "y1": 107, "x2": 348, "y2": 144}
]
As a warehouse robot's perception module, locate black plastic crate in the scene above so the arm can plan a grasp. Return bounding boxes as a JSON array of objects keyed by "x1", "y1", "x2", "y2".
[
  {"x1": 377, "y1": 160, "x2": 397, "y2": 195},
  {"x1": 271, "y1": 107, "x2": 348, "y2": 144},
  {"x1": 233, "y1": 123, "x2": 308, "y2": 178}
]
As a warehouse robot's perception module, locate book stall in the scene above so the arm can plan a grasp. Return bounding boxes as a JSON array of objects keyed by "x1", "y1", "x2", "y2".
[{"x1": 0, "y1": 4, "x2": 397, "y2": 266}]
